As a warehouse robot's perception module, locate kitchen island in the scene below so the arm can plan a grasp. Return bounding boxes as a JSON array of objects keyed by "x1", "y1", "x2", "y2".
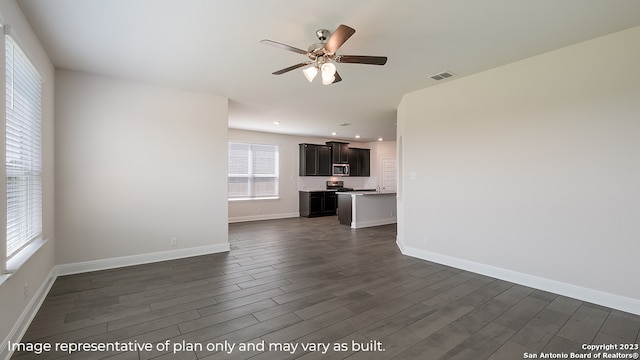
[{"x1": 336, "y1": 191, "x2": 397, "y2": 229}]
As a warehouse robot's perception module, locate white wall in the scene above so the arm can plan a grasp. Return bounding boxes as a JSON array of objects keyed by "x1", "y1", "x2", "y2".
[
  {"x1": 55, "y1": 70, "x2": 229, "y2": 265},
  {"x1": 0, "y1": 0, "x2": 55, "y2": 356},
  {"x1": 228, "y1": 129, "x2": 380, "y2": 222},
  {"x1": 397, "y1": 26, "x2": 640, "y2": 314}
]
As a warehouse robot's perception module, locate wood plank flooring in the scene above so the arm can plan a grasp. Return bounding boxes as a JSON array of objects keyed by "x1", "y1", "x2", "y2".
[{"x1": 12, "y1": 216, "x2": 640, "y2": 359}]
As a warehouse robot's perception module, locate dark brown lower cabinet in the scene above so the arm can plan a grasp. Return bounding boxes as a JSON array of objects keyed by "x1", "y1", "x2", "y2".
[{"x1": 299, "y1": 191, "x2": 337, "y2": 217}]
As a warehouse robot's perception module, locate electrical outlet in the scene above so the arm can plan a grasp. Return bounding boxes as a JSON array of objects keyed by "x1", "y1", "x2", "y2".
[
  {"x1": 170, "y1": 237, "x2": 177, "y2": 246},
  {"x1": 24, "y1": 284, "x2": 29, "y2": 301}
]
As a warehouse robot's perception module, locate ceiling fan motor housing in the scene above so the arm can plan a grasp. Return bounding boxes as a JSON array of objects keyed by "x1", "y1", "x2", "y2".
[
  {"x1": 316, "y1": 29, "x2": 330, "y2": 41},
  {"x1": 308, "y1": 29, "x2": 331, "y2": 56}
]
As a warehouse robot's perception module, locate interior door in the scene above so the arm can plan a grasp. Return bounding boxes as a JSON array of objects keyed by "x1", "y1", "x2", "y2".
[{"x1": 380, "y1": 157, "x2": 397, "y2": 192}]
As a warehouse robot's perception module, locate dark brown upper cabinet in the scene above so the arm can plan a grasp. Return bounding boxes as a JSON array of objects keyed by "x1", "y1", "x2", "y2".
[
  {"x1": 348, "y1": 147, "x2": 370, "y2": 177},
  {"x1": 326, "y1": 141, "x2": 350, "y2": 164},
  {"x1": 299, "y1": 143, "x2": 332, "y2": 176}
]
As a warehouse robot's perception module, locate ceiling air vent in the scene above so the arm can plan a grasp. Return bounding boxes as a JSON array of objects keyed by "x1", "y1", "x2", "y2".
[{"x1": 430, "y1": 71, "x2": 455, "y2": 81}]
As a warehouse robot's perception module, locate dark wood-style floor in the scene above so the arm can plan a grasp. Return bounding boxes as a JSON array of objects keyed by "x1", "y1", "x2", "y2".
[{"x1": 12, "y1": 216, "x2": 640, "y2": 360}]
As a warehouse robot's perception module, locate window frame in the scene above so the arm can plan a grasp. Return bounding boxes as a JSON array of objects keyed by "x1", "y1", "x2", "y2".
[
  {"x1": 228, "y1": 141, "x2": 279, "y2": 201},
  {"x1": 2, "y1": 27, "x2": 45, "y2": 277}
]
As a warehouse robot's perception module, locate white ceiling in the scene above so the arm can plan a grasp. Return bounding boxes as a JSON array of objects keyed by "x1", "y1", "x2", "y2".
[{"x1": 16, "y1": 0, "x2": 640, "y2": 142}]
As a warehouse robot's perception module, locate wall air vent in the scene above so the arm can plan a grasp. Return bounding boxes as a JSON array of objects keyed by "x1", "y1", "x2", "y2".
[{"x1": 430, "y1": 71, "x2": 455, "y2": 81}]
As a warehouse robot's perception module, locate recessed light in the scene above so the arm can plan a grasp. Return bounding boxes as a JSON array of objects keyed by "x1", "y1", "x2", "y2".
[
  {"x1": 331, "y1": 132, "x2": 337, "y2": 136},
  {"x1": 355, "y1": 135, "x2": 361, "y2": 139},
  {"x1": 378, "y1": 138, "x2": 383, "y2": 141},
  {"x1": 273, "y1": 121, "x2": 280, "y2": 125}
]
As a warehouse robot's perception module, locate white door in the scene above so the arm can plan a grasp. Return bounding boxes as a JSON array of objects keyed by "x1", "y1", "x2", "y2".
[{"x1": 380, "y1": 157, "x2": 397, "y2": 192}]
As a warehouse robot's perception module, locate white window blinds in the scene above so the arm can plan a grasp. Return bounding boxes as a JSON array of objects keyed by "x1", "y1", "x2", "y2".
[
  {"x1": 228, "y1": 142, "x2": 279, "y2": 199},
  {"x1": 5, "y1": 35, "x2": 42, "y2": 259}
]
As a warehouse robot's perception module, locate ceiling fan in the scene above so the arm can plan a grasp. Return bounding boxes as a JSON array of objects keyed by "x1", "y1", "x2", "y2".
[{"x1": 261, "y1": 24, "x2": 388, "y2": 85}]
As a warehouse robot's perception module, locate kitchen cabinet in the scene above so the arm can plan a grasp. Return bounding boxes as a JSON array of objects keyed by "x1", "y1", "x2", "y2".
[
  {"x1": 299, "y1": 144, "x2": 332, "y2": 176},
  {"x1": 324, "y1": 192, "x2": 337, "y2": 214},
  {"x1": 348, "y1": 148, "x2": 370, "y2": 177},
  {"x1": 299, "y1": 191, "x2": 337, "y2": 217},
  {"x1": 326, "y1": 141, "x2": 349, "y2": 164}
]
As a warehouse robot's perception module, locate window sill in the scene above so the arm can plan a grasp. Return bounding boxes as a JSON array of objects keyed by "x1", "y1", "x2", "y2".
[
  {"x1": 1, "y1": 238, "x2": 48, "y2": 286},
  {"x1": 229, "y1": 197, "x2": 280, "y2": 202}
]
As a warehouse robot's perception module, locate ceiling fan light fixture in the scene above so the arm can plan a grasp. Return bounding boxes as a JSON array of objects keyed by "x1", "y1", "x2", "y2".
[
  {"x1": 303, "y1": 66, "x2": 318, "y2": 82},
  {"x1": 322, "y1": 75, "x2": 336, "y2": 85},
  {"x1": 262, "y1": 24, "x2": 387, "y2": 85},
  {"x1": 320, "y1": 62, "x2": 336, "y2": 85},
  {"x1": 321, "y1": 62, "x2": 336, "y2": 77}
]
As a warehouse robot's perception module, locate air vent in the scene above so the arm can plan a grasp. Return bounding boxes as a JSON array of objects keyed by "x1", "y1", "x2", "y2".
[
  {"x1": 430, "y1": 71, "x2": 455, "y2": 81},
  {"x1": 338, "y1": 123, "x2": 351, "y2": 127}
]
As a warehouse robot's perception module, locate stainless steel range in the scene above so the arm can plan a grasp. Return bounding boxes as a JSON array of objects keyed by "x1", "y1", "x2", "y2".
[{"x1": 326, "y1": 180, "x2": 353, "y2": 192}]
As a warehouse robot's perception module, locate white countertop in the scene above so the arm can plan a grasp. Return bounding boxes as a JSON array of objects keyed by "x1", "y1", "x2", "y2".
[{"x1": 336, "y1": 191, "x2": 396, "y2": 196}]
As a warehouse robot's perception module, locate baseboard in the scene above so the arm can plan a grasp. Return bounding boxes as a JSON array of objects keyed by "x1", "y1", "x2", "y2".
[
  {"x1": 1, "y1": 268, "x2": 57, "y2": 360},
  {"x1": 352, "y1": 218, "x2": 397, "y2": 229},
  {"x1": 228, "y1": 212, "x2": 299, "y2": 223},
  {"x1": 397, "y1": 242, "x2": 640, "y2": 316},
  {"x1": 55, "y1": 243, "x2": 230, "y2": 276},
  {"x1": 1, "y1": 243, "x2": 231, "y2": 359}
]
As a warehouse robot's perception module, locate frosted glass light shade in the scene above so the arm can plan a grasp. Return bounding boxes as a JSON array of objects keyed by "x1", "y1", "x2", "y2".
[
  {"x1": 303, "y1": 66, "x2": 318, "y2": 82},
  {"x1": 321, "y1": 63, "x2": 336, "y2": 85},
  {"x1": 321, "y1": 75, "x2": 336, "y2": 85},
  {"x1": 321, "y1": 62, "x2": 336, "y2": 76}
]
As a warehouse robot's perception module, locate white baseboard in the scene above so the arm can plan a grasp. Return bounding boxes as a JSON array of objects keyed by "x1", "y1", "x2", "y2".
[
  {"x1": 55, "y1": 243, "x2": 230, "y2": 276},
  {"x1": 1, "y1": 243, "x2": 231, "y2": 360},
  {"x1": 228, "y1": 212, "x2": 299, "y2": 223},
  {"x1": 352, "y1": 218, "x2": 397, "y2": 229},
  {"x1": 1, "y1": 268, "x2": 57, "y2": 360},
  {"x1": 397, "y1": 241, "x2": 640, "y2": 316}
]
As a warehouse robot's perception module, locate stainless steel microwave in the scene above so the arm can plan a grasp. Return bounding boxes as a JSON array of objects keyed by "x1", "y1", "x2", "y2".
[{"x1": 332, "y1": 163, "x2": 350, "y2": 176}]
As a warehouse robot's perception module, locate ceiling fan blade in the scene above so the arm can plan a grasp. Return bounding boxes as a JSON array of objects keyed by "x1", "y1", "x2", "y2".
[
  {"x1": 260, "y1": 39, "x2": 308, "y2": 55},
  {"x1": 336, "y1": 55, "x2": 388, "y2": 65},
  {"x1": 332, "y1": 71, "x2": 342, "y2": 84},
  {"x1": 324, "y1": 24, "x2": 356, "y2": 53},
  {"x1": 272, "y1": 62, "x2": 312, "y2": 75}
]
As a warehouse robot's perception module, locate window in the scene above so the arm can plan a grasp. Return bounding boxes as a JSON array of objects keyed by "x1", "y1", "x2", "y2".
[
  {"x1": 228, "y1": 142, "x2": 279, "y2": 200},
  {"x1": 4, "y1": 34, "x2": 43, "y2": 262}
]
